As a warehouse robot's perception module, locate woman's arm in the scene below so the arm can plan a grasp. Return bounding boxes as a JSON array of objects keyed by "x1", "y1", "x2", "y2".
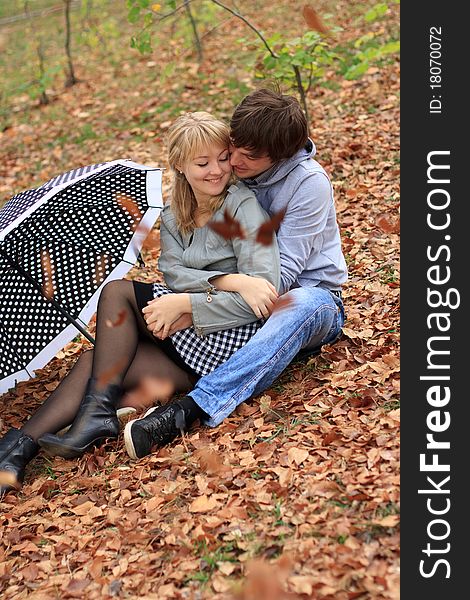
[
  {"x1": 159, "y1": 216, "x2": 229, "y2": 292},
  {"x1": 151, "y1": 187, "x2": 280, "y2": 337},
  {"x1": 210, "y1": 273, "x2": 278, "y2": 319},
  {"x1": 188, "y1": 187, "x2": 281, "y2": 335}
]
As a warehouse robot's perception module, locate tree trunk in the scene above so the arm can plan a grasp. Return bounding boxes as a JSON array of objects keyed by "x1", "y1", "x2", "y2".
[{"x1": 63, "y1": 0, "x2": 78, "y2": 87}]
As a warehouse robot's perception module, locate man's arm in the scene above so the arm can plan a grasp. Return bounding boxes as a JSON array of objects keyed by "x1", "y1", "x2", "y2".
[{"x1": 275, "y1": 172, "x2": 333, "y2": 293}]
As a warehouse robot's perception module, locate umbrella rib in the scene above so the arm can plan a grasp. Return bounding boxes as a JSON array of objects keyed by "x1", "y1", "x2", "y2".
[{"x1": 0, "y1": 246, "x2": 95, "y2": 345}]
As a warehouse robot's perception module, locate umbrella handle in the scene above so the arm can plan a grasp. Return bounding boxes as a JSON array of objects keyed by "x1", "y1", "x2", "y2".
[{"x1": 0, "y1": 246, "x2": 95, "y2": 345}]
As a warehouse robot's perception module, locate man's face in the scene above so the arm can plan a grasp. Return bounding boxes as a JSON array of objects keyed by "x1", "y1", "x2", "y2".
[{"x1": 229, "y1": 143, "x2": 274, "y2": 179}]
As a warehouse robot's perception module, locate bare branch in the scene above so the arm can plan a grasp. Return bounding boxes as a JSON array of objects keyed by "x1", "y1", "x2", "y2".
[
  {"x1": 209, "y1": 0, "x2": 277, "y2": 58},
  {"x1": 293, "y1": 64, "x2": 310, "y2": 133},
  {"x1": 184, "y1": 0, "x2": 203, "y2": 62}
]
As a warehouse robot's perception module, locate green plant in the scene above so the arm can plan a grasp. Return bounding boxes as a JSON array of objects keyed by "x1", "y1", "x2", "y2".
[{"x1": 127, "y1": 1, "x2": 399, "y2": 128}]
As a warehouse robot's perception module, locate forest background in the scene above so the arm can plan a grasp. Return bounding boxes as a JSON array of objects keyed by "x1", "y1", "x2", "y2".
[{"x1": 0, "y1": 1, "x2": 400, "y2": 598}]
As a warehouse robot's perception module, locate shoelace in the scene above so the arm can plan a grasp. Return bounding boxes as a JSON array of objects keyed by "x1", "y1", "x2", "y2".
[{"x1": 145, "y1": 405, "x2": 187, "y2": 445}]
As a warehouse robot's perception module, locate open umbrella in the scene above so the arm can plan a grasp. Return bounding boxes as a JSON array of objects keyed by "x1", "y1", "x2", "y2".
[{"x1": 0, "y1": 159, "x2": 163, "y2": 395}]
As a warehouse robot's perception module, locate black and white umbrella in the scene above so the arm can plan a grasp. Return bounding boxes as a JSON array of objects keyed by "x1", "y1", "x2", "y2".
[{"x1": 0, "y1": 159, "x2": 163, "y2": 395}]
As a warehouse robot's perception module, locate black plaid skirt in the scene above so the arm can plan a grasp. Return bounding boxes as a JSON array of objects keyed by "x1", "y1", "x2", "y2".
[{"x1": 134, "y1": 282, "x2": 262, "y2": 377}]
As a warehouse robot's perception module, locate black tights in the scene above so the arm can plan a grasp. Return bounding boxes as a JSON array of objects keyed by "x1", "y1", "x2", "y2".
[{"x1": 21, "y1": 280, "x2": 196, "y2": 441}]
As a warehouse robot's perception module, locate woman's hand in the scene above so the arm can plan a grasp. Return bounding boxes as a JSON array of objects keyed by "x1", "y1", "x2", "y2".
[
  {"x1": 142, "y1": 293, "x2": 191, "y2": 340},
  {"x1": 212, "y1": 274, "x2": 278, "y2": 319}
]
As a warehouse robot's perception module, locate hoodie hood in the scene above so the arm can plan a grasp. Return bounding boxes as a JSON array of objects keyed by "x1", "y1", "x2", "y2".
[{"x1": 243, "y1": 139, "x2": 316, "y2": 188}]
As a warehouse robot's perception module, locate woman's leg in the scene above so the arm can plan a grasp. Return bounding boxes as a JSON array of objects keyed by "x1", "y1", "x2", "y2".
[
  {"x1": 21, "y1": 343, "x2": 196, "y2": 441},
  {"x1": 20, "y1": 280, "x2": 195, "y2": 441}
]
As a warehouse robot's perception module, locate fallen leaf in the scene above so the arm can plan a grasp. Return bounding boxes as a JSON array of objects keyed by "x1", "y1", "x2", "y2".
[
  {"x1": 189, "y1": 494, "x2": 218, "y2": 513},
  {"x1": 287, "y1": 447, "x2": 309, "y2": 465},
  {"x1": 376, "y1": 214, "x2": 400, "y2": 234},
  {"x1": 373, "y1": 514, "x2": 400, "y2": 527}
]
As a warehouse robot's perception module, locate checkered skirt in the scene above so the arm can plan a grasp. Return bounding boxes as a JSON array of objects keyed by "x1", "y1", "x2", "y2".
[{"x1": 152, "y1": 283, "x2": 262, "y2": 376}]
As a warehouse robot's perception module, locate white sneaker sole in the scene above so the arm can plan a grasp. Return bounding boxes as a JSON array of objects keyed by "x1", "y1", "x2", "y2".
[{"x1": 123, "y1": 406, "x2": 160, "y2": 460}]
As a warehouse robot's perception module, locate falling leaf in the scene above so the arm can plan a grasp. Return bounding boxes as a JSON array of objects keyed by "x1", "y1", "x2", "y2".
[
  {"x1": 272, "y1": 293, "x2": 293, "y2": 312},
  {"x1": 208, "y1": 208, "x2": 245, "y2": 240},
  {"x1": 40, "y1": 250, "x2": 55, "y2": 300},
  {"x1": 141, "y1": 228, "x2": 161, "y2": 253},
  {"x1": 93, "y1": 254, "x2": 109, "y2": 287},
  {"x1": 303, "y1": 5, "x2": 329, "y2": 34},
  {"x1": 96, "y1": 357, "x2": 127, "y2": 390},
  {"x1": 255, "y1": 208, "x2": 286, "y2": 245},
  {"x1": 105, "y1": 309, "x2": 128, "y2": 328},
  {"x1": 115, "y1": 192, "x2": 142, "y2": 231},
  {"x1": 235, "y1": 559, "x2": 288, "y2": 600},
  {"x1": 288, "y1": 575, "x2": 314, "y2": 595}
]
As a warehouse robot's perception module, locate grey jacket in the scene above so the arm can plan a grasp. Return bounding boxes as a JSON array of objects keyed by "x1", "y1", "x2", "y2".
[
  {"x1": 243, "y1": 139, "x2": 348, "y2": 293},
  {"x1": 159, "y1": 182, "x2": 280, "y2": 336}
]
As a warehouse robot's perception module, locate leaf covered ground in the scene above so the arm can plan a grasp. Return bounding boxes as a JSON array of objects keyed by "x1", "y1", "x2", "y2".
[{"x1": 0, "y1": 1, "x2": 400, "y2": 598}]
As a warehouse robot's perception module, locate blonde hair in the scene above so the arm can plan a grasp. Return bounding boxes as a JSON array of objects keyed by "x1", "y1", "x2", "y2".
[{"x1": 166, "y1": 112, "x2": 232, "y2": 234}]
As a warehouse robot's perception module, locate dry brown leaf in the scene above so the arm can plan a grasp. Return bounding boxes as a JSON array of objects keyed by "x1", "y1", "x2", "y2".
[
  {"x1": 96, "y1": 357, "x2": 127, "y2": 390},
  {"x1": 255, "y1": 208, "x2": 286, "y2": 245},
  {"x1": 303, "y1": 5, "x2": 329, "y2": 33},
  {"x1": 208, "y1": 208, "x2": 245, "y2": 240},
  {"x1": 372, "y1": 514, "x2": 400, "y2": 528},
  {"x1": 105, "y1": 308, "x2": 128, "y2": 328},
  {"x1": 122, "y1": 375, "x2": 175, "y2": 410},
  {"x1": 189, "y1": 494, "x2": 219, "y2": 513},
  {"x1": 115, "y1": 192, "x2": 142, "y2": 226},
  {"x1": 287, "y1": 447, "x2": 309, "y2": 466},
  {"x1": 40, "y1": 249, "x2": 55, "y2": 300},
  {"x1": 376, "y1": 214, "x2": 400, "y2": 234}
]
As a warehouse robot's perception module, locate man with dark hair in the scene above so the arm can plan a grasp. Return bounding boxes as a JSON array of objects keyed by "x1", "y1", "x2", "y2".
[{"x1": 124, "y1": 88, "x2": 347, "y2": 457}]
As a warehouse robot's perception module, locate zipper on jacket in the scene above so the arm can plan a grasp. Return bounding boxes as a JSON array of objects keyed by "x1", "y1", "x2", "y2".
[{"x1": 206, "y1": 285, "x2": 216, "y2": 303}]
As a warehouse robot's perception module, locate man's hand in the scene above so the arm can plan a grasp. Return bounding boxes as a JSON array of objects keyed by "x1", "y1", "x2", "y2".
[
  {"x1": 142, "y1": 294, "x2": 191, "y2": 340},
  {"x1": 168, "y1": 313, "x2": 193, "y2": 335}
]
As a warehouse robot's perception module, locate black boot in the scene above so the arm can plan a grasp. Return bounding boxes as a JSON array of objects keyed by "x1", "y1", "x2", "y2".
[
  {"x1": 0, "y1": 428, "x2": 39, "y2": 497},
  {"x1": 37, "y1": 378, "x2": 123, "y2": 459}
]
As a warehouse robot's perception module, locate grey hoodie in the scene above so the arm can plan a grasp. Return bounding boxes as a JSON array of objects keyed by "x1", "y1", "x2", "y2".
[{"x1": 243, "y1": 140, "x2": 347, "y2": 294}]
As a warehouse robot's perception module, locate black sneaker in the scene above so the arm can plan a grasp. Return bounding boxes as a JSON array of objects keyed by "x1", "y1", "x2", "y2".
[{"x1": 123, "y1": 402, "x2": 188, "y2": 460}]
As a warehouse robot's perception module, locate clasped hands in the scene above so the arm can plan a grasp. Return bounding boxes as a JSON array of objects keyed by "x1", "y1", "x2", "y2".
[
  {"x1": 142, "y1": 293, "x2": 192, "y2": 340},
  {"x1": 142, "y1": 275, "x2": 279, "y2": 340}
]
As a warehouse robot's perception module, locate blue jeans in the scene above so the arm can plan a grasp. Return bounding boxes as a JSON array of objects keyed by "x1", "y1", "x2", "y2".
[{"x1": 189, "y1": 286, "x2": 345, "y2": 427}]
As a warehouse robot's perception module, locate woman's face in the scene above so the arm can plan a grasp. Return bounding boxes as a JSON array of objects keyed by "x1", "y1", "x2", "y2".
[{"x1": 182, "y1": 143, "x2": 231, "y2": 203}]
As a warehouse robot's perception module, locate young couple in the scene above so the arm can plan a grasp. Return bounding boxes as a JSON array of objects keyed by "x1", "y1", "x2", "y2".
[{"x1": 0, "y1": 89, "x2": 347, "y2": 497}]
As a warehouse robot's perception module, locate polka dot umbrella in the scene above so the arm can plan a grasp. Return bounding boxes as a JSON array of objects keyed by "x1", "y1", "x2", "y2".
[{"x1": 0, "y1": 160, "x2": 163, "y2": 395}]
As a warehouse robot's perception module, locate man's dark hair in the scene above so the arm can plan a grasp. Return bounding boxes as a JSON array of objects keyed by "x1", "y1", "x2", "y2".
[{"x1": 230, "y1": 88, "x2": 308, "y2": 163}]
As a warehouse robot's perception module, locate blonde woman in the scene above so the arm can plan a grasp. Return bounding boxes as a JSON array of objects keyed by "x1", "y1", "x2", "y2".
[{"x1": 0, "y1": 112, "x2": 280, "y2": 494}]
